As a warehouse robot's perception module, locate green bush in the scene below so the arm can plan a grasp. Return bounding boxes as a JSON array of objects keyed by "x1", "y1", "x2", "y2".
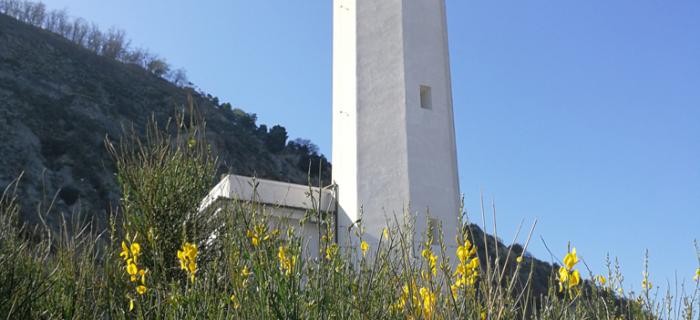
[
  {"x1": 0, "y1": 114, "x2": 698, "y2": 319},
  {"x1": 106, "y1": 108, "x2": 216, "y2": 282}
]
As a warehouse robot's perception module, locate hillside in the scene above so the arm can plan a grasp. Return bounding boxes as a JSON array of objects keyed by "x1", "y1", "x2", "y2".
[{"x1": 0, "y1": 13, "x2": 331, "y2": 227}]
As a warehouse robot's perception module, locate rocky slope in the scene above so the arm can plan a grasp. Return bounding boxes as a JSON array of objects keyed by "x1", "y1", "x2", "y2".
[{"x1": 0, "y1": 13, "x2": 330, "y2": 227}]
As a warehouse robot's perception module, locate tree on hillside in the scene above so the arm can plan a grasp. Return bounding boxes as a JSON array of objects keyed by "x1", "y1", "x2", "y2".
[
  {"x1": 168, "y1": 68, "x2": 189, "y2": 87},
  {"x1": 287, "y1": 138, "x2": 329, "y2": 180},
  {"x1": 256, "y1": 124, "x2": 268, "y2": 138},
  {"x1": 42, "y1": 7, "x2": 58, "y2": 30},
  {"x1": 289, "y1": 138, "x2": 318, "y2": 155},
  {"x1": 43, "y1": 9, "x2": 69, "y2": 37},
  {"x1": 101, "y1": 27, "x2": 128, "y2": 60},
  {"x1": 0, "y1": 0, "x2": 8, "y2": 13},
  {"x1": 1, "y1": 0, "x2": 185, "y2": 85},
  {"x1": 146, "y1": 56, "x2": 170, "y2": 77},
  {"x1": 85, "y1": 23, "x2": 103, "y2": 53},
  {"x1": 69, "y1": 18, "x2": 88, "y2": 45},
  {"x1": 265, "y1": 125, "x2": 287, "y2": 153},
  {"x1": 24, "y1": 1, "x2": 44, "y2": 26},
  {"x1": 232, "y1": 109, "x2": 257, "y2": 131},
  {"x1": 122, "y1": 47, "x2": 148, "y2": 66},
  {"x1": 52, "y1": 10, "x2": 72, "y2": 38},
  {"x1": 1, "y1": 0, "x2": 17, "y2": 18},
  {"x1": 220, "y1": 102, "x2": 232, "y2": 112}
]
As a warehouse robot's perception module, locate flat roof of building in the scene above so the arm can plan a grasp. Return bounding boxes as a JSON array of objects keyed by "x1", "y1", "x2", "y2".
[{"x1": 200, "y1": 174, "x2": 336, "y2": 213}]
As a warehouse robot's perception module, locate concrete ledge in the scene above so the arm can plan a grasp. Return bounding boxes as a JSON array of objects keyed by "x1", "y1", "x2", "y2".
[{"x1": 201, "y1": 174, "x2": 336, "y2": 213}]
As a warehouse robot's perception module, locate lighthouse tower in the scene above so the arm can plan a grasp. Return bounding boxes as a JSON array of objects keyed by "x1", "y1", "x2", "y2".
[{"x1": 332, "y1": 0, "x2": 461, "y2": 249}]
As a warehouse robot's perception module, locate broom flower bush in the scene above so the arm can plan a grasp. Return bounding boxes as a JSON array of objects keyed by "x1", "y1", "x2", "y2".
[
  {"x1": 0, "y1": 110, "x2": 699, "y2": 319},
  {"x1": 558, "y1": 247, "x2": 582, "y2": 295},
  {"x1": 177, "y1": 242, "x2": 198, "y2": 283}
]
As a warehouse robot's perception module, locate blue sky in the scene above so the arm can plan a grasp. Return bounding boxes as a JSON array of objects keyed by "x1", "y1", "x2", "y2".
[{"x1": 40, "y1": 0, "x2": 699, "y2": 290}]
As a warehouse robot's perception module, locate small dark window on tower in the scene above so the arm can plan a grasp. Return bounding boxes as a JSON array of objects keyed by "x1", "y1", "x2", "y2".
[{"x1": 420, "y1": 85, "x2": 432, "y2": 109}]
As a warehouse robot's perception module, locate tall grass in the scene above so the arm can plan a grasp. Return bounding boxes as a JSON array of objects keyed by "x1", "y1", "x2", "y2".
[{"x1": 0, "y1": 111, "x2": 698, "y2": 319}]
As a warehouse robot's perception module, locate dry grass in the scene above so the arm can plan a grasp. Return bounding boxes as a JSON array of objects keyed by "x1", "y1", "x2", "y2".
[{"x1": 0, "y1": 115, "x2": 698, "y2": 319}]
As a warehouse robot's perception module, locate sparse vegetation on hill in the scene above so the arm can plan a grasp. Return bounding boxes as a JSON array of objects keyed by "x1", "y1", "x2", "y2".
[
  {"x1": 0, "y1": 12, "x2": 331, "y2": 229},
  {"x1": 0, "y1": 0, "x2": 189, "y2": 86}
]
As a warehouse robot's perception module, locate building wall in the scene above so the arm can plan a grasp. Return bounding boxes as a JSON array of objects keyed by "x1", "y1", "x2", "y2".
[
  {"x1": 332, "y1": 0, "x2": 360, "y2": 246},
  {"x1": 402, "y1": 0, "x2": 460, "y2": 249},
  {"x1": 333, "y1": 0, "x2": 460, "y2": 250},
  {"x1": 202, "y1": 175, "x2": 335, "y2": 258}
]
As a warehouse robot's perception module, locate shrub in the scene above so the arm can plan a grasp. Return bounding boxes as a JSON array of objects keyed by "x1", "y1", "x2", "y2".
[
  {"x1": 0, "y1": 114, "x2": 698, "y2": 319},
  {"x1": 105, "y1": 104, "x2": 216, "y2": 282}
]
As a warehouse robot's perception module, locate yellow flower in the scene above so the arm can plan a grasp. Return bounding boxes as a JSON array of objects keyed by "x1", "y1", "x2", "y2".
[
  {"x1": 694, "y1": 268, "x2": 700, "y2": 282},
  {"x1": 247, "y1": 224, "x2": 271, "y2": 247},
  {"x1": 641, "y1": 271, "x2": 653, "y2": 290},
  {"x1": 246, "y1": 230, "x2": 258, "y2": 246},
  {"x1": 392, "y1": 282, "x2": 420, "y2": 313},
  {"x1": 187, "y1": 244, "x2": 198, "y2": 260},
  {"x1": 139, "y1": 269, "x2": 147, "y2": 284},
  {"x1": 558, "y1": 267, "x2": 569, "y2": 292},
  {"x1": 422, "y1": 248, "x2": 438, "y2": 276},
  {"x1": 230, "y1": 294, "x2": 241, "y2": 309},
  {"x1": 120, "y1": 240, "x2": 148, "y2": 288},
  {"x1": 558, "y1": 248, "x2": 582, "y2": 294},
  {"x1": 516, "y1": 256, "x2": 523, "y2": 264},
  {"x1": 383, "y1": 227, "x2": 389, "y2": 239},
  {"x1": 130, "y1": 242, "x2": 141, "y2": 257},
  {"x1": 120, "y1": 241, "x2": 130, "y2": 261},
  {"x1": 278, "y1": 246, "x2": 287, "y2": 262},
  {"x1": 360, "y1": 240, "x2": 369, "y2": 257},
  {"x1": 597, "y1": 275, "x2": 607, "y2": 286},
  {"x1": 642, "y1": 279, "x2": 652, "y2": 290},
  {"x1": 136, "y1": 285, "x2": 147, "y2": 295},
  {"x1": 469, "y1": 257, "x2": 480, "y2": 270},
  {"x1": 450, "y1": 283, "x2": 459, "y2": 299},
  {"x1": 241, "y1": 265, "x2": 252, "y2": 278},
  {"x1": 457, "y1": 246, "x2": 468, "y2": 263},
  {"x1": 419, "y1": 287, "x2": 436, "y2": 320},
  {"x1": 570, "y1": 269, "x2": 581, "y2": 287},
  {"x1": 177, "y1": 242, "x2": 198, "y2": 282},
  {"x1": 421, "y1": 248, "x2": 430, "y2": 259},
  {"x1": 456, "y1": 239, "x2": 476, "y2": 264},
  {"x1": 453, "y1": 240, "x2": 480, "y2": 290},
  {"x1": 481, "y1": 311, "x2": 487, "y2": 320},
  {"x1": 278, "y1": 245, "x2": 296, "y2": 276},
  {"x1": 177, "y1": 251, "x2": 186, "y2": 270},
  {"x1": 325, "y1": 243, "x2": 338, "y2": 260},
  {"x1": 563, "y1": 248, "x2": 578, "y2": 271},
  {"x1": 127, "y1": 263, "x2": 138, "y2": 276}
]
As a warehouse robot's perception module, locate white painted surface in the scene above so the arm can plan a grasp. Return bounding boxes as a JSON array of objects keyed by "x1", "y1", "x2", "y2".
[
  {"x1": 332, "y1": 0, "x2": 461, "y2": 250},
  {"x1": 332, "y1": 0, "x2": 359, "y2": 247},
  {"x1": 201, "y1": 174, "x2": 336, "y2": 256},
  {"x1": 202, "y1": 175, "x2": 335, "y2": 212}
]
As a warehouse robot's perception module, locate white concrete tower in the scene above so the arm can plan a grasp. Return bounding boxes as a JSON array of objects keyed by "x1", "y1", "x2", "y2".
[{"x1": 332, "y1": 0, "x2": 461, "y2": 250}]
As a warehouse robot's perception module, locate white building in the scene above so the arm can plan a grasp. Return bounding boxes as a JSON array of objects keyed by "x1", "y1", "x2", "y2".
[
  {"x1": 200, "y1": 175, "x2": 336, "y2": 256},
  {"x1": 203, "y1": 0, "x2": 460, "y2": 254}
]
